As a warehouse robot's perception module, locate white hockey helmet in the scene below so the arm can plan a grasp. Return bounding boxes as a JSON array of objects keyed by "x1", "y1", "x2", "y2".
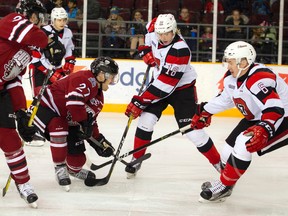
[
  {"x1": 223, "y1": 41, "x2": 256, "y2": 66},
  {"x1": 155, "y1": 14, "x2": 177, "y2": 34},
  {"x1": 51, "y1": 7, "x2": 68, "y2": 23}
]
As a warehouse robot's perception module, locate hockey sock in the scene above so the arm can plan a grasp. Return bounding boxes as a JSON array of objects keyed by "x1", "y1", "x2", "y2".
[
  {"x1": 133, "y1": 137, "x2": 151, "y2": 159},
  {"x1": 197, "y1": 138, "x2": 220, "y2": 165},
  {"x1": 66, "y1": 153, "x2": 86, "y2": 173},
  {"x1": 220, "y1": 154, "x2": 251, "y2": 186}
]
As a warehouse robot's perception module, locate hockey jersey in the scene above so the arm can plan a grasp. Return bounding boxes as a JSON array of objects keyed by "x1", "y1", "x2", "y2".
[
  {"x1": 40, "y1": 70, "x2": 103, "y2": 129},
  {"x1": 204, "y1": 63, "x2": 288, "y2": 131},
  {"x1": 31, "y1": 24, "x2": 75, "y2": 71},
  {"x1": 141, "y1": 21, "x2": 197, "y2": 103},
  {"x1": 0, "y1": 13, "x2": 47, "y2": 111}
]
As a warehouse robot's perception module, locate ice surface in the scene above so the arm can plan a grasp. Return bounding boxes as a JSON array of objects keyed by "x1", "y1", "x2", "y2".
[{"x1": 1, "y1": 113, "x2": 288, "y2": 216}]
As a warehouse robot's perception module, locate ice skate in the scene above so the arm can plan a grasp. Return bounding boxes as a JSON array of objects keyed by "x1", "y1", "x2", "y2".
[
  {"x1": 16, "y1": 182, "x2": 38, "y2": 208},
  {"x1": 25, "y1": 132, "x2": 45, "y2": 147},
  {"x1": 55, "y1": 164, "x2": 71, "y2": 191},
  {"x1": 125, "y1": 157, "x2": 142, "y2": 179},
  {"x1": 199, "y1": 180, "x2": 233, "y2": 203},
  {"x1": 69, "y1": 168, "x2": 96, "y2": 181}
]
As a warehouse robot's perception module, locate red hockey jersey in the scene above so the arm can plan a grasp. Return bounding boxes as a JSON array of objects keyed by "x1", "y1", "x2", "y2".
[{"x1": 0, "y1": 13, "x2": 47, "y2": 111}]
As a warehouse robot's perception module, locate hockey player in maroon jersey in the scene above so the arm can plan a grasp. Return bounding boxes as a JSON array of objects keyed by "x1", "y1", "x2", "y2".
[
  {"x1": 0, "y1": 0, "x2": 48, "y2": 208},
  {"x1": 33, "y1": 57, "x2": 118, "y2": 191},
  {"x1": 27, "y1": 7, "x2": 75, "y2": 146},
  {"x1": 191, "y1": 41, "x2": 288, "y2": 202},
  {"x1": 124, "y1": 14, "x2": 221, "y2": 179}
]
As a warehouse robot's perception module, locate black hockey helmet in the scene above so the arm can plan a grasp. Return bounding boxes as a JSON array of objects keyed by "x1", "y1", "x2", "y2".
[
  {"x1": 91, "y1": 56, "x2": 119, "y2": 85},
  {"x1": 16, "y1": 0, "x2": 46, "y2": 21}
]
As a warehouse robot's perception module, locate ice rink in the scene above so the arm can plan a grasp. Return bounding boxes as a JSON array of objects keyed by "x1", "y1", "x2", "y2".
[{"x1": 1, "y1": 113, "x2": 288, "y2": 216}]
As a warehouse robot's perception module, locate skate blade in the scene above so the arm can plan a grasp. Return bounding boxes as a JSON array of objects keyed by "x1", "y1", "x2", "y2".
[
  {"x1": 29, "y1": 201, "x2": 38, "y2": 208},
  {"x1": 198, "y1": 196, "x2": 227, "y2": 203},
  {"x1": 25, "y1": 142, "x2": 44, "y2": 147},
  {"x1": 126, "y1": 173, "x2": 137, "y2": 179}
]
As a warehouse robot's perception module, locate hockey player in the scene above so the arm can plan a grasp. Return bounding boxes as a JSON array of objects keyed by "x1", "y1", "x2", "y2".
[
  {"x1": 191, "y1": 41, "x2": 288, "y2": 202},
  {"x1": 0, "y1": 0, "x2": 48, "y2": 208},
  {"x1": 33, "y1": 57, "x2": 118, "y2": 191},
  {"x1": 27, "y1": 7, "x2": 75, "y2": 146},
  {"x1": 124, "y1": 14, "x2": 221, "y2": 178}
]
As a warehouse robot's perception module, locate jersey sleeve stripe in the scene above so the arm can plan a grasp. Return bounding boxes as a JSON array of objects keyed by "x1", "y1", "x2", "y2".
[{"x1": 142, "y1": 84, "x2": 169, "y2": 100}]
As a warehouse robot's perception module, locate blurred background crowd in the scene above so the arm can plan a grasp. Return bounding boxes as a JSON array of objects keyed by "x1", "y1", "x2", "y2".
[{"x1": 0, "y1": 0, "x2": 287, "y2": 64}]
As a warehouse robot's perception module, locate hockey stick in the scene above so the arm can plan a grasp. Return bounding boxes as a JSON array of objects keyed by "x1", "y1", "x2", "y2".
[
  {"x1": 2, "y1": 69, "x2": 54, "y2": 197},
  {"x1": 89, "y1": 124, "x2": 191, "y2": 173},
  {"x1": 86, "y1": 66, "x2": 150, "y2": 186}
]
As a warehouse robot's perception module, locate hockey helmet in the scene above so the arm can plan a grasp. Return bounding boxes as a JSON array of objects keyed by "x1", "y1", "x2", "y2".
[
  {"x1": 154, "y1": 14, "x2": 177, "y2": 34},
  {"x1": 51, "y1": 7, "x2": 68, "y2": 23},
  {"x1": 90, "y1": 56, "x2": 119, "y2": 85},
  {"x1": 223, "y1": 41, "x2": 256, "y2": 66},
  {"x1": 16, "y1": 0, "x2": 46, "y2": 18}
]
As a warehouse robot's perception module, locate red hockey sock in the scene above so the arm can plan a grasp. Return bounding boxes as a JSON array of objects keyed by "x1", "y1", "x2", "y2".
[
  {"x1": 133, "y1": 136, "x2": 150, "y2": 159},
  {"x1": 201, "y1": 144, "x2": 220, "y2": 165},
  {"x1": 220, "y1": 162, "x2": 246, "y2": 186},
  {"x1": 66, "y1": 153, "x2": 86, "y2": 173}
]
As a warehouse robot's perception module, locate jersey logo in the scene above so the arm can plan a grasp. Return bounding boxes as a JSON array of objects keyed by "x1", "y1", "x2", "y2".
[{"x1": 3, "y1": 49, "x2": 30, "y2": 81}]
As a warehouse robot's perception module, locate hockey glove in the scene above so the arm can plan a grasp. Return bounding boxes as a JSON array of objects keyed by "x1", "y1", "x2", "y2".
[
  {"x1": 125, "y1": 95, "x2": 150, "y2": 119},
  {"x1": 43, "y1": 34, "x2": 66, "y2": 66},
  {"x1": 49, "y1": 68, "x2": 65, "y2": 83},
  {"x1": 63, "y1": 56, "x2": 76, "y2": 75},
  {"x1": 138, "y1": 45, "x2": 156, "y2": 67},
  {"x1": 243, "y1": 121, "x2": 274, "y2": 153},
  {"x1": 190, "y1": 102, "x2": 212, "y2": 129},
  {"x1": 87, "y1": 134, "x2": 115, "y2": 157},
  {"x1": 16, "y1": 110, "x2": 36, "y2": 142},
  {"x1": 77, "y1": 113, "x2": 94, "y2": 140}
]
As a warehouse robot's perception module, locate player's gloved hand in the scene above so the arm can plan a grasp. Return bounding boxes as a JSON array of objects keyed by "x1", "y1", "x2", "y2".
[
  {"x1": 43, "y1": 33, "x2": 66, "y2": 66},
  {"x1": 77, "y1": 112, "x2": 94, "y2": 139},
  {"x1": 63, "y1": 56, "x2": 76, "y2": 75},
  {"x1": 16, "y1": 109, "x2": 36, "y2": 142},
  {"x1": 243, "y1": 121, "x2": 274, "y2": 153},
  {"x1": 49, "y1": 68, "x2": 65, "y2": 83},
  {"x1": 190, "y1": 102, "x2": 212, "y2": 129},
  {"x1": 138, "y1": 45, "x2": 156, "y2": 67},
  {"x1": 125, "y1": 95, "x2": 150, "y2": 119},
  {"x1": 87, "y1": 134, "x2": 115, "y2": 157}
]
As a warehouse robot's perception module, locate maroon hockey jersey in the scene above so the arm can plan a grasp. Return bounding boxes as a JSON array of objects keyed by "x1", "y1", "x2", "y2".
[{"x1": 0, "y1": 13, "x2": 47, "y2": 111}]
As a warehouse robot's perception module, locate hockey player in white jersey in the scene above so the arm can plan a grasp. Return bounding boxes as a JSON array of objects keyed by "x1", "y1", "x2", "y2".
[
  {"x1": 125, "y1": 14, "x2": 221, "y2": 178},
  {"x1": 27, "y1": 7, "x2": 75, "y2": 146},
  {"x1": 191, "y1": 41, "x2": 288, "y2": 202}
]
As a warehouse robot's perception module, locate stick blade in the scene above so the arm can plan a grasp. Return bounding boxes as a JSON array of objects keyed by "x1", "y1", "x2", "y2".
[{"x1": 84, "y1": 177, "x2": 109, "y2": 187}]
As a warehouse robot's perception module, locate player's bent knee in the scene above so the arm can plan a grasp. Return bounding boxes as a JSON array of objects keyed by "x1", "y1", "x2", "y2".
[
  {"x1": 185, "y1": 129, "x2": 210, "y2": 147},
  {"x1": 137, "y1": 112, "x2": 158, "y2": 132}
]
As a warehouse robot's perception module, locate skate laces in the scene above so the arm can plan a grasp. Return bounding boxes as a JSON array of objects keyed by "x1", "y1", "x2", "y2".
[
  {"x1": 209, "y1": 180, "x2": 227, "y2": 194},
  {"x1": 55, "y1": 165, "x2": 70, "y2": 180},
  {"x1": 17, "y1": 182, "x2": 35, "y2": 197},
  {"x1": 70, "y1": 169, "x2": 89, "y2": 180}
]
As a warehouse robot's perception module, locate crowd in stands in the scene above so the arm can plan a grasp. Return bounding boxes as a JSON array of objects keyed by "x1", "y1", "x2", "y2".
[{"x1": 0, "y1": 0, "x2": 286, "y2": 63}]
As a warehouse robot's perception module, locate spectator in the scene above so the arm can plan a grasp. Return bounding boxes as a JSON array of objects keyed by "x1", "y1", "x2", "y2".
[
  {"x1": 66, "y1": 0, "x2": 83, "y2": 19},
  {"x1": 103, "y1": 6, "x2": 126, "y2": 58},
  {"x1": 199, "y1": 26, "x2": 213, "y2": 51},
  {"x1": 251, "y1": 20, "x2": 277, "y2": 63},
  {"x1": 203, "y1": 0, "x2": 224, "y2": 14},
  {"x1": 45, "y1": 0, "x2": 63, "y2": 14},
  {"x1": 252, "y1": 0, "x2": 271, "y2": 15},
  {"x1": 129, "y1": 10, "x2": 146, "y2": 58},
  {"x1": 225, "y1": 9, "x2": 246, "y2": 40},
  {"x1": 222, "y1": 0, "x2": 249, "y2": 15},
  {"x1": 177, "y1": 7, "x2": 198, "y2": 51}
]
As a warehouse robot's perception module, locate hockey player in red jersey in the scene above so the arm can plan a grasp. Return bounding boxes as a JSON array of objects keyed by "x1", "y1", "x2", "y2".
[
  {"x1": 33, "y1": 57, "x2": 118, "y2": 191},
  {"x1": 0, "y1": 0, "x2": 48, "y2": 208},
  {"x1": 27, "y1": 7, "x2": 75, "y2": 146},
  {"x1": 191, "y1": 41, "x2": 288, "y2": 202},
  {"x1": 124, "y1": 14, "x2": 221, "y2": 178}
]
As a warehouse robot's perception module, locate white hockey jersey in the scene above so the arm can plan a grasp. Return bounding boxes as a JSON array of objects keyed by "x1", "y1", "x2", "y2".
[
  {"x1": 204, "y1": 63, "x2": 288, "y2": 131},
  {"x1": 31, "y1": 24, "x2": 74, "y2": 69},
  {"x1": 141, "y1": 21, "x2": 197, "y2": 103}
]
